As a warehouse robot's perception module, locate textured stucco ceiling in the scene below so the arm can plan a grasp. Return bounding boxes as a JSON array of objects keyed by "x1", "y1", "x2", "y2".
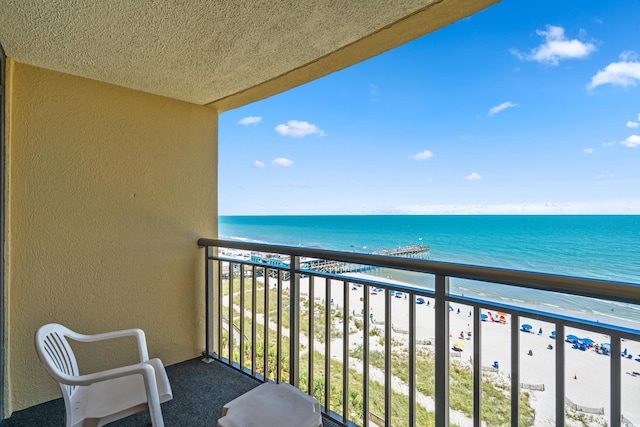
[{"x1": 0, "y1": 0, "x2": 499, "y2": 109}]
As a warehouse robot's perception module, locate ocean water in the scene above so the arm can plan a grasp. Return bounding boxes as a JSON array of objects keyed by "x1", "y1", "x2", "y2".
[{"x1": 219, "y1": 215, "x2": 640, "y2": 328}]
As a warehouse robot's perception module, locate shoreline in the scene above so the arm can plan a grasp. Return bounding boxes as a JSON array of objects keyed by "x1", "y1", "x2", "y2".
[{"x1": 356, "y1": 268, "x2": 640, "y2": 332}]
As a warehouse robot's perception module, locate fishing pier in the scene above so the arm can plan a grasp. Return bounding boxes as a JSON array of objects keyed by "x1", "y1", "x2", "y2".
[
  {"x1": 221, "y1": 245, "x2": 431, "y2": 279},
  {"x1": 302, "y1": 245, "x2": 431, "y2": 275}
]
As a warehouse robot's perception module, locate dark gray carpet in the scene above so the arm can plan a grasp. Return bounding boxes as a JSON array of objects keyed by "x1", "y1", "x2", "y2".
[{"x1": 1, "y1": 358, "x2": 345, "y2": 426}]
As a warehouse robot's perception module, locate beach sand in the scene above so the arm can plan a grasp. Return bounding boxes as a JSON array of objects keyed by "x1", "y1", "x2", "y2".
[{"x1": 295, "y1": 274, "x2": 640, "y2": 426}]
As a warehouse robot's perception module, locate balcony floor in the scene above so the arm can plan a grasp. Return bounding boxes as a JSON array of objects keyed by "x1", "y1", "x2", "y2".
[{"x1": 2, "y1": 358, "x2": 342, "y2": 427}]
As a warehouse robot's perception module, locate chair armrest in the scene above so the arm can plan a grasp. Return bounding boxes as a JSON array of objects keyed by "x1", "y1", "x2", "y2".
[
  {"x1": 59, "y1": 361, "x2": 158, "y2": 388},
  {"x1": 70, "y1": 328, "x2": 149, "y2": 362}
]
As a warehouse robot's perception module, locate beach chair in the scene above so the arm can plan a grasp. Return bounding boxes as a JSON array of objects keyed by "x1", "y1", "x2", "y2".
[{"x1": 35, "y1": 323, "x2": 172, "y2": 427}]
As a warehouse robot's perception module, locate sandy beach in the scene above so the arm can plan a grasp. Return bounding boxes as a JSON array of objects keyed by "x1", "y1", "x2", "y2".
[{"x1": 294, "y1": 274, "x2": 640, "y2": 426}]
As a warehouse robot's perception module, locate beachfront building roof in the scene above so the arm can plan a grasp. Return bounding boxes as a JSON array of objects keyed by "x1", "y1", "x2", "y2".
[{"x1": 0, "y1": 0, "x2": 500, "y2": 420}]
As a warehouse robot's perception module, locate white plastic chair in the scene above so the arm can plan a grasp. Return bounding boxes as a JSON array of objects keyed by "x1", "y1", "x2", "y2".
[{"x1": 35, "y1": 323, "x2": 173, "y2": 427}]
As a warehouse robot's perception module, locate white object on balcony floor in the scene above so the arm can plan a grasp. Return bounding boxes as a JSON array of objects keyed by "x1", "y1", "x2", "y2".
[
  {"x1": 35, "y1": 323, "x2": 173, "y2": 427},
  {"x1": 217, "y1": 382, "x2": 322, "y2": 427}
]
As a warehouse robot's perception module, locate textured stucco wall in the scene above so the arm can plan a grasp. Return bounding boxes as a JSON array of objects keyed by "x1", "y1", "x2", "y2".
[{"x1": 5, "y1": 61, "x2": 217, "y2": 413}]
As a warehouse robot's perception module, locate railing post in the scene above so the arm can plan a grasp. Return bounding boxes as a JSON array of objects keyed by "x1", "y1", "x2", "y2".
[
  {"x1": 202, "y1": 245, "x2": 215, "y2": 362},
  {"x1": 473, "y1": 305, "x2": 482, "y2": 427},
  {"x1": 510, "y1": 314, "x2": 520, "y2": 427},
  {"x1": 276, "y1": 269, "x2": 283, "y2": 383},
  {"x1": 289, "y1": 256, "x2": 300, "y2": 387},
  {"x1": 435, "y1": 274, "x2": 449, "y2": 427},
  {"x1": 435, "y1": 274, "x2": 450, "y2": 427},
  {"x1": 384, "y1": 287, "x2": 392, "y2": 427},
  {"x1": 611, "y1": 335, "x2": 621, "y2": 427},
  {"x1": 324, "y1": 277, "x2": 331, "y2": 413},
  {"x1": 363, "y1": 285, "x2": 370, "y2": 427},
  {"x1": 342, "y1": 280, "x2": 350, "y2": 423},
  {"x1": 555, "y1": 323, "x2": 565, "y2": 426},
  {"x1": 409, "y1": 293, "x2": 416, "y2": 427}
]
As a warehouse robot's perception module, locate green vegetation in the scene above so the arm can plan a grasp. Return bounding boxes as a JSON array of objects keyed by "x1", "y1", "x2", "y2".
[
  {"x1": 221, "y1": 281, "x2": 535, "y2": 427},
  {"x1": 349, "y1": 346, "x2": 535, "y2": 426},
  {"x1": 299, "y1": 351, "x2": 442, "y2": 427},
  {"x1": 565, "y1": 408, "x2": 608, "y2": 427}
]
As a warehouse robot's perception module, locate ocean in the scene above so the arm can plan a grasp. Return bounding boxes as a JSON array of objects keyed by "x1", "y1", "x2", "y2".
[{"x1": 219, "y1": 215, "x2": 640, "y2": 329}]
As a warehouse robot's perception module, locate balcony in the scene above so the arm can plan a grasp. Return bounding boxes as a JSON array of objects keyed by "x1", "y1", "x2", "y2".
[
  {"x1": 1, "y1": 358, "x2": 342, "y2": 427},
  {"x1": 5, "y1": 238, "x2": 639, "y2": 426},
  {"x1": 196, "y1": 238, "x2": 640, "y2": 427}
]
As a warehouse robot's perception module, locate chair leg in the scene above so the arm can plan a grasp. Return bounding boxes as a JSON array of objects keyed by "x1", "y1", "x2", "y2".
[{"x1": 141, "y1": 366, "x2": 165, "y2": 427}]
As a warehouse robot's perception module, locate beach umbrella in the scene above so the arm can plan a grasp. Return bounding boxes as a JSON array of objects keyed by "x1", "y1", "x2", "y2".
[
  {"x1": 453, "y1": 341, "x2": 465, "y2": 349},
  {"x1": 566, "y1": 334, "x2": 579, "y2": 343},
  {"x1": 538, "y1": 328, "x2": 543, "y2": 335},
  {"x1": 416, "y1": 297, "x2": 425, "y2": 304},
  {"x1": 480, "y1": 314, "x2": 489, "y2": 321},
  {"x1": 581, "y1": 338, "x2": 595, "y2": 345},
  {"x1": 521, "y1": 324, "x2": 533, "y2": 331}
]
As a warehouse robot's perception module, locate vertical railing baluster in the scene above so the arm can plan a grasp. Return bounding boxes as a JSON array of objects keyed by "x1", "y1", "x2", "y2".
[
  {"x1": 229, "y1": 262, "x2": 234, "y2": 365},
  {"x1": 277, "y1": 269, "x2": 283, "y2": 383},
  {"x1": 384, "y1": 288, "x2": 391, "y2": 427},
  {"x1": 435, "y1": 275, "x2": 450, "y2": 427},
  {"x1": 611, "y1": 334, "x2": 621, "y2": 427},
  {"x1": 309, "y1": 275, "x2": 315, "y2": 396},
  {"x1": 217, "y1": 259, "x2": 224, "y2": 359},
  {"x1": 264, "y1": 268, "x2": 270, "y2": 382},
  {"x1": 342, "y1": 280, "x2": 349, "y2": 423},
  {"x1": 409, "y1": 293, "x2": 416, "y2": 427},
  {"x1": 203, "y1": 246, "x2": 214, "y2": 361},
  {"x1": 325, "y1": 277, "x2": 331, "y2": 414},
  {"x1": 510, "y1": 314, "x2": 520, "y2": 427},
  {"x1": 363, "y1": 285, "x2": 370, "y2": 427},
  {"x1": 240, "y1": 264, "x2": 245, "y2": 370},
  {"x1": 555, "y1": 323, "x2": 565, "y2": 426},
  {"x1": 473, "y1": 305, "x2": 482, "y2": 427},
  {"x1": 290, "y1": 256, "x2": 300, "y2": 387},
  {"x1": 251, "y1": 266, "x2": 257, "y2": 376}
]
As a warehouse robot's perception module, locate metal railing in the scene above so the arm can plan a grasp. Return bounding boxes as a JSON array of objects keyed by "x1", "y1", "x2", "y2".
[{"x1": 199, "y1": 238, "x2": 640, "y2": 427}]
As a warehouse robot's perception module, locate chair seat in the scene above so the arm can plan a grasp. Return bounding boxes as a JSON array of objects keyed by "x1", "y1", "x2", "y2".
[
  {"x1": 75, "y1": 358, "x2": 172, "y2": 421},
  {"x1": 218, "y1": 382, "x2": 322, "y2": 427}
]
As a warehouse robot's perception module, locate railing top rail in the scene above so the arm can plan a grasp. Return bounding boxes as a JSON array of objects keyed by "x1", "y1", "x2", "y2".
[{"x1": 198, "y1": 238, "x2": 640, "y2": 306}]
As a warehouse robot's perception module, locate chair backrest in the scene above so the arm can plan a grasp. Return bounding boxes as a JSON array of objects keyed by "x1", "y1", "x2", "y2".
[{"x1": 35, "y1": 323, "x2": 80, "y2": 398}]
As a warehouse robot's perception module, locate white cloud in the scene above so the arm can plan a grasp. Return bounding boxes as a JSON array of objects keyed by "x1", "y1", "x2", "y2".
[
  {"x1": 411, "y1": 150, "x2": 434, "y2": 160},
  {"x1": 488, "y1": 102, "x2": 517, "y2": 116},
  {"x1": 238, "y1": 116, "x2": 262, "y2": 125},
  {"x1": 621, "y1": 135, "x2": 640, "y2": 148},
  {"x1": 627, "y1": 121, "x2": 639, "y2": 128},
  {"x1": 465, "y1": 172, "x2": 482, "y2": 181},
  {"x1": 513, "y1": 25, "x2": 596, "y2": 65},
  {"x1": 271, "y1": 157, "x2": 294, "y2": 167},
  {"x1": 583, "y1": 148, "x2": 594, "y2": 154},
  {"x1": 602, "y1": 141, "x2": 616, "y2": 147},
  {"x1": 253, "y1": 160, "x2": 265, "y2": 168},
  {"x1": 588, "y1": 53, "x2": 640, "y2": 89},
  {"x1": 275, "y1": 120, "x2": 326, "y2": 138}
]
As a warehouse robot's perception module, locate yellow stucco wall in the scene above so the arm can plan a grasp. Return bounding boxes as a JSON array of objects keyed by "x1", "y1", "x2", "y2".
[{"x1": 4, "y1": 60, "x2": 218, "y2": 413}]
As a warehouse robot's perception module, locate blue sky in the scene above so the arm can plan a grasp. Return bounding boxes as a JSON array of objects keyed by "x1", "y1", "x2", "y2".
[{"x1": 219, "y1": 0, "x2": 640, "y2": 215}]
